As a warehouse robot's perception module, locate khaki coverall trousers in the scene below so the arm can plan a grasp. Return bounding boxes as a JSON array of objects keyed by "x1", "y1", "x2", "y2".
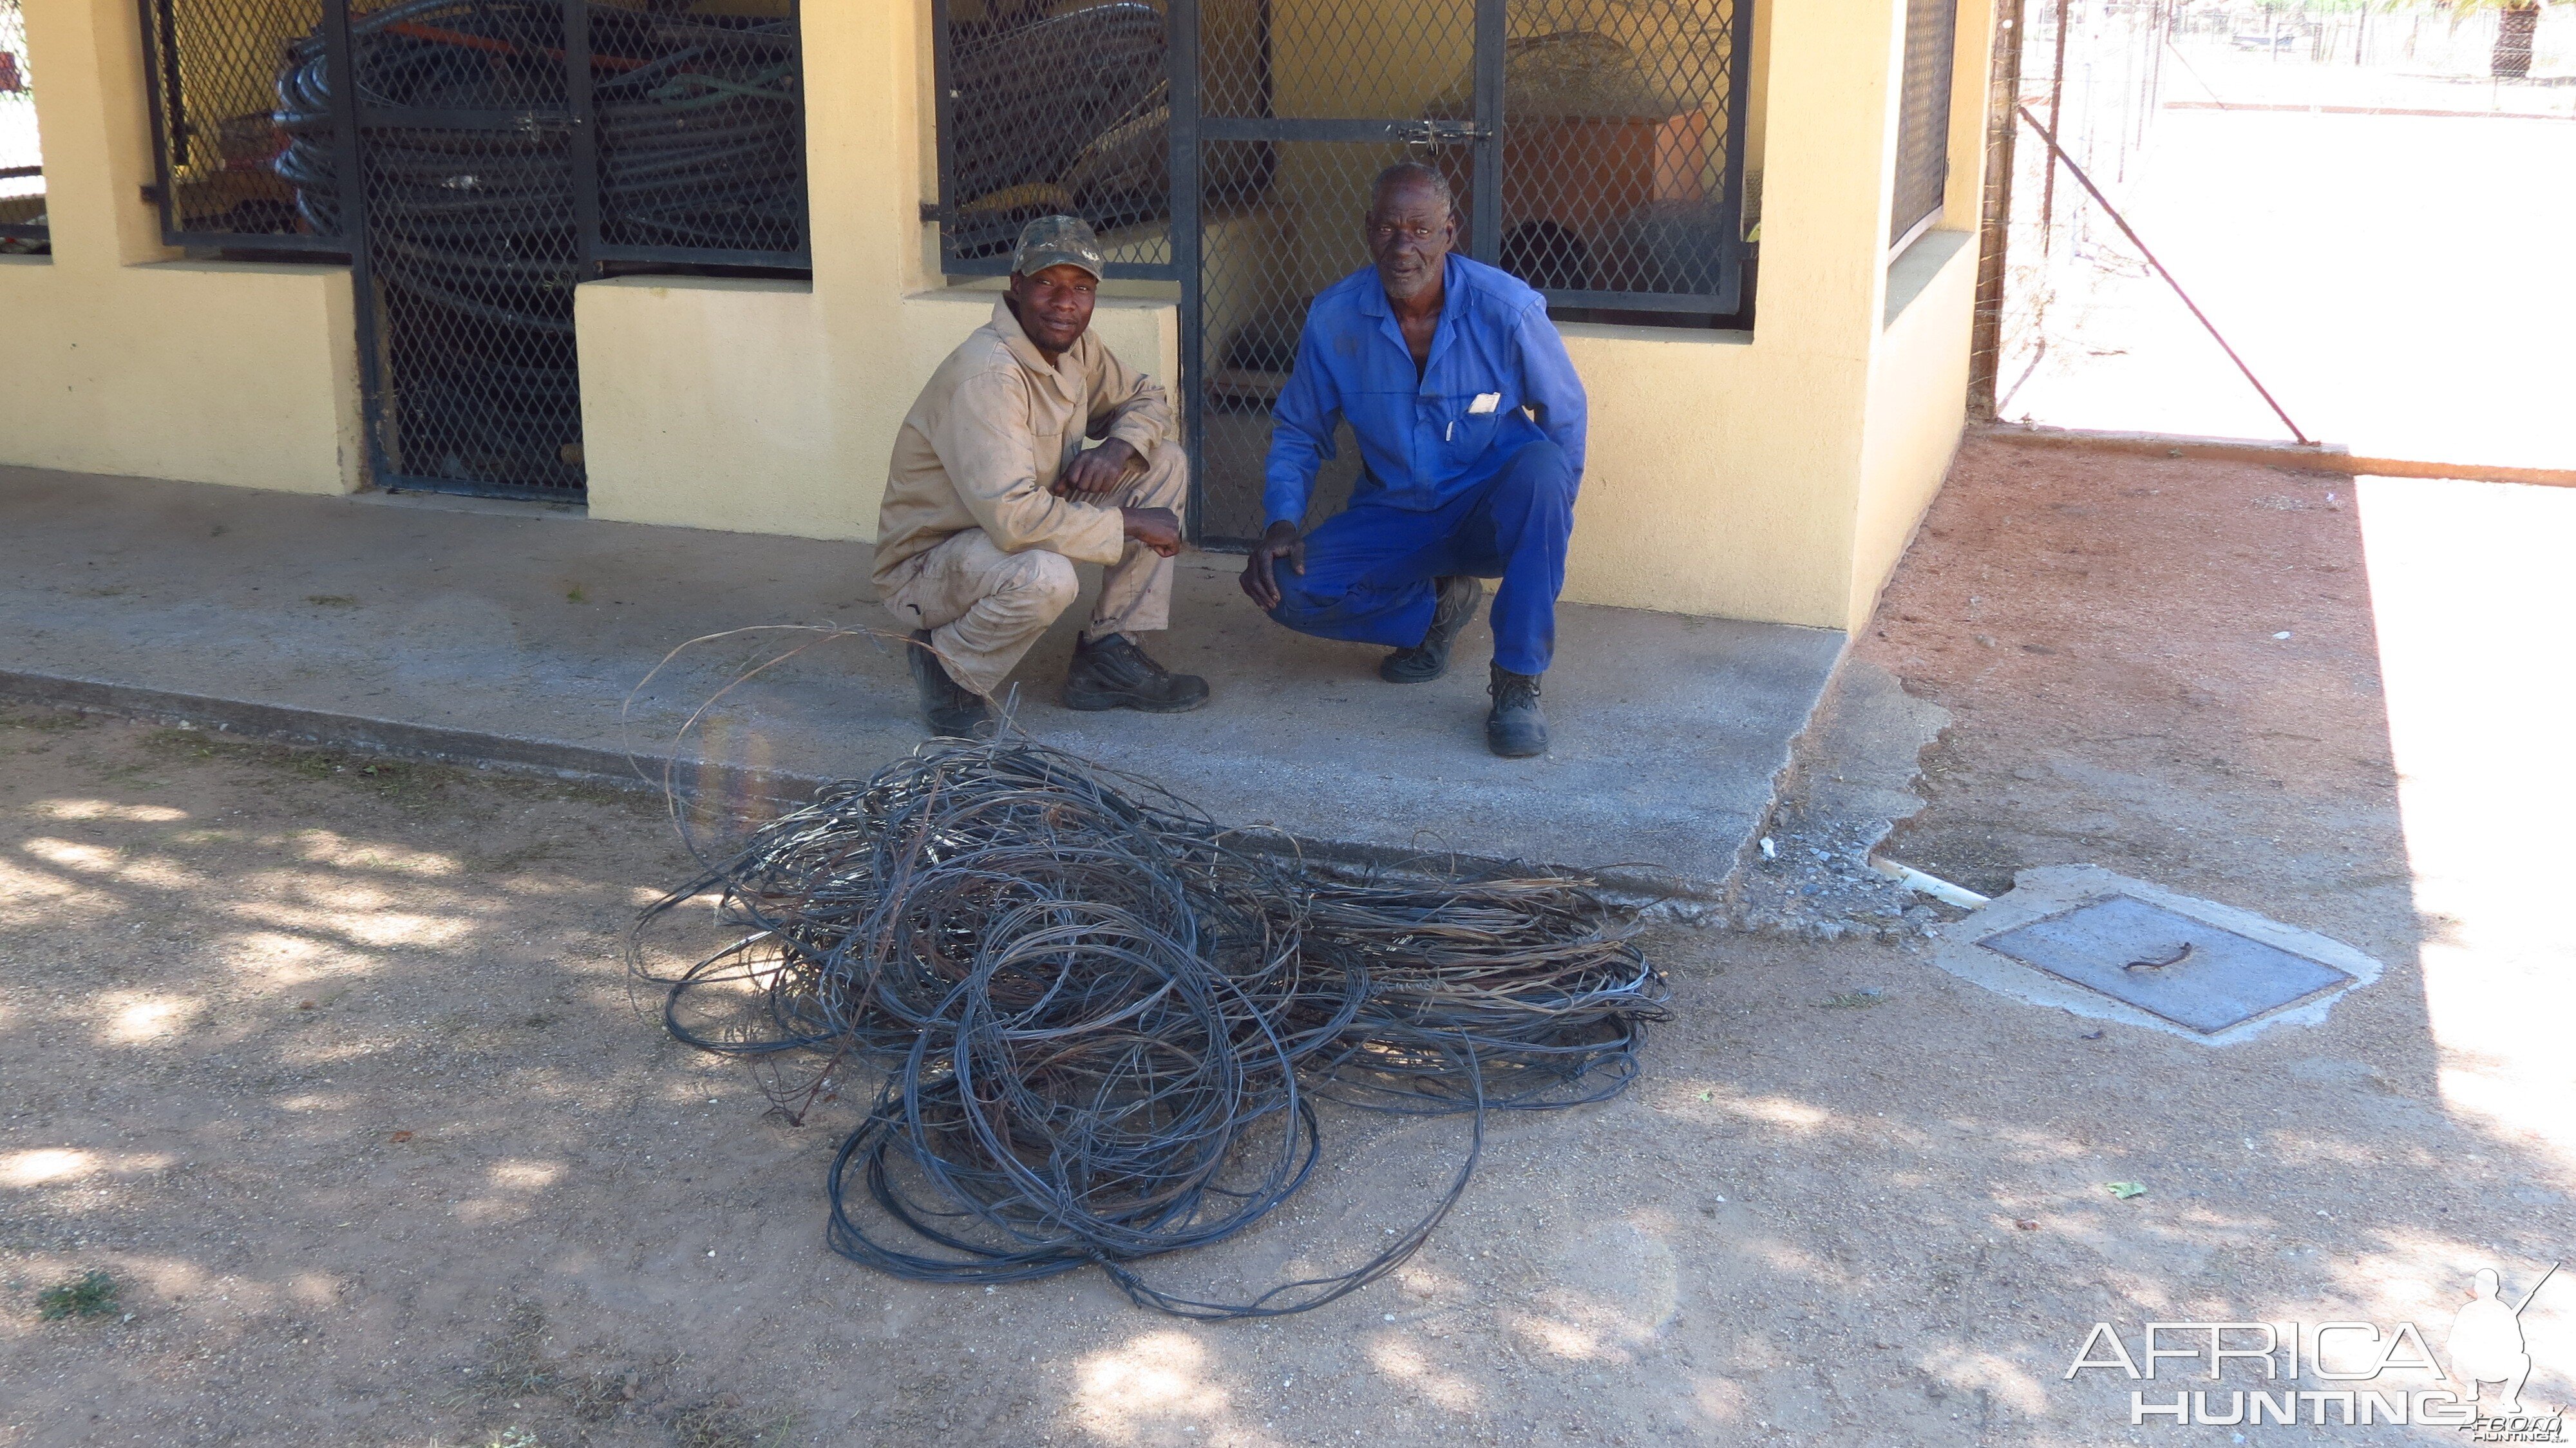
[{"x1": 878, "y1": 440, "x2": 1188, "y2": 698}]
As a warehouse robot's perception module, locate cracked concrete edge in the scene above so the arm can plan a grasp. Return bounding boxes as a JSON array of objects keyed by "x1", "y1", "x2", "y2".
[
  {"x1": 1922, "y1": 864, "x2": 2387, "y2": 1047},
  {"x1": 1723, "y1": 651, "x2": 1953, "y2": 921},
  {"x1": 1791, "y1": 657, "x2": 1951, "y2": 857},
  {"x1": 0, "y1": 667, "x2": 1735, "y2": 908}
]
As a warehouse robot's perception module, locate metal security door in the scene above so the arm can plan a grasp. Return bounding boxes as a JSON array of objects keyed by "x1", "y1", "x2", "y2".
[
  {"x1": 341, "y1": 1, "x2": 589, "y2": 500},
  {"x1": 1181, "y1": 0, "x2": 1501, "y2": 544}
]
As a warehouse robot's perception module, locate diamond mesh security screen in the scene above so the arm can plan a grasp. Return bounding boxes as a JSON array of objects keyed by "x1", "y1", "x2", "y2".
[
  {"x1": 0, "y1": 0, "x2": 43, "y2": 249},
  {"x1": 1188, "y1": 0, "x2": 1482, "y2": 541},
  {"x1": 592, "y1": 3, "x2": 805, "y2": 263},
  {"x1": 933, "y1": 0, "x2": 1173, "y2": 276},
  {"x1": 1484, "y1": 1, "x2": 1750, "y2": 314},
  {"x1": 1892, "y1": 0, "x2": 1956, "y2": 245},
  {"x1": 147, "y1": 0, "x2": 806, "y2": 258},
  {"x1": 146, "y1": 0, "x2": 809, "y2": 499},
  {"x1": 341, "y1": 0, "x2": 587, "y2": 497},
  {"x1": 142, "y1": 0, "x2": 330, "y2": 245}
]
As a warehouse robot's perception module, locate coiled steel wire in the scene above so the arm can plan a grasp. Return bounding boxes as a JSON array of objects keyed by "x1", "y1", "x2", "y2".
[{"x1": 632, "y1": 734, "x2": 1669, "y2": 1319}]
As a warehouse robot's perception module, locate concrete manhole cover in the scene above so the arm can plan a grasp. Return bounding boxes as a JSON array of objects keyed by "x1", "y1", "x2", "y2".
[{"x1": 1976, "y1": 893, "x2": 2357, "y2": 1034}]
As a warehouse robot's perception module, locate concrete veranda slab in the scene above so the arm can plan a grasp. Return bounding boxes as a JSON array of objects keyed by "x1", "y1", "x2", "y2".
[{"x1": 0, "y1": 466, "x2": 1843, "y2": 897}]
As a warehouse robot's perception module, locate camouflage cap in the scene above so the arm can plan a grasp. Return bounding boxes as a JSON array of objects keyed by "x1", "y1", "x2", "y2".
[{"x1": 1011, "y1": 214, "x2": 1107, "y2": 281}]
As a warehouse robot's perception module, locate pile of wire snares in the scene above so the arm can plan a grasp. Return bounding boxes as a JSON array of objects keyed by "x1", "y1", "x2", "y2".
[
  {"x1": 272, "y1": 0, "x2": 801, "y2": 482},
  {"x1": 629, "y1": 732, "x2": 1669, "y2": 1319}
]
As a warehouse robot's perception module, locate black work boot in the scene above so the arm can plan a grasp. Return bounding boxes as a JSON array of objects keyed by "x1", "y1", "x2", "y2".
[
  {"x1": 1485, "y1": 663, "x2": 1548, "y2": 758},
  {"x1": 906, "y1": 629, "x2": 994, "y2": 738},
  {"x1": 1379, "y1": 575, "x2": 1484, "y2": 683},
  {"x1": 1062, "y1": 633, "x2": 1211, "y2": 713}
]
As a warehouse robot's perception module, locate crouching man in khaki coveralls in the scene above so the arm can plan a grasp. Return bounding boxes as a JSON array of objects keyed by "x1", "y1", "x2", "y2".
[{"x1": 875, "y1": 216, "x2": 1210, "y2": 736}]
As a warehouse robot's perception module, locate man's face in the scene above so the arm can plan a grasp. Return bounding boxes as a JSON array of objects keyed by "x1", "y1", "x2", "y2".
[
  {"x1": 1365, "y1": 181, "x2": 1455, "y2": 303},
  {"x1": 1007, "y1": 263, "x2": 1099, "y2": 354}
]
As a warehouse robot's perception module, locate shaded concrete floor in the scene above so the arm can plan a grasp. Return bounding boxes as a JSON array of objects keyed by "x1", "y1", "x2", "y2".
[{"x1": 0, "y1": 467, "x2": 1844, "y2": 895}]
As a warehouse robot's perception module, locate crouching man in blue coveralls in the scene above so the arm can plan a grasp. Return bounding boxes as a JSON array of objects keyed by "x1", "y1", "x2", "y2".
[{"x1": 1238, "y1": 162, "x2": 1587, "y2": 757}]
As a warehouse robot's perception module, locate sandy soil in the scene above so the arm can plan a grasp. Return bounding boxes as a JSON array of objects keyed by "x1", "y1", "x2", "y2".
[
  {"x1": 1864, "y1": 438, "x2": 2408, "y2": 944},
  {"x1": 4, "y1": 443, "x2": 2571, "y2": 1447}
]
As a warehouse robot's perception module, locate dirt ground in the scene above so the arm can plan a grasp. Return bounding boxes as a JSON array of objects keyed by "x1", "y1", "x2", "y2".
[{"x1": 4, "y1": 441, "x2": 2571, "y2": 1447}]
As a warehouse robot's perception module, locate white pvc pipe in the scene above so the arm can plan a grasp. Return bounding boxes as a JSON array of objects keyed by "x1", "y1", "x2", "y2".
[{"x1": 1871, "y1": 857, "x2": 1992, "y2": 910}]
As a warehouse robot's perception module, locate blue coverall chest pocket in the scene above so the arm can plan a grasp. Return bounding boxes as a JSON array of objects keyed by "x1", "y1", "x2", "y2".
[{"x1": 1440, "y1": 399, "x2": 1500, "y2": 459}]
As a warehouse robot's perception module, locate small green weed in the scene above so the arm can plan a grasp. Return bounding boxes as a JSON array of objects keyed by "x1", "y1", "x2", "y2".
[
  {"x1": 144, "y1": 727, "x2": 220, "y2": 759},
  {"x1": 305, "y1": 595, "x2": 359, "y2": 607},
  {"x1": 1813, "y1": 989, "x2": 1886, "y2": 1010},
  {"x1": 671, "y1": 1402, "x2": 797, "y2": 1448},
  {"x1": 0, "y1": 708, "x2": 85, "y2": 734},
  {"x1": 565, "y1": 585, "x2": 587, "y2": 604},
  {"x1": 36, "y1": 1269, "x2": 120, "y2": 1320}
]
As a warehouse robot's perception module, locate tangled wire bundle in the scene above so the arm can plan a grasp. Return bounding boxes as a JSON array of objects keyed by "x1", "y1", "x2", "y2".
[{"x1": 632, "y1": 735, "x2": 1669, "y2": 1318}]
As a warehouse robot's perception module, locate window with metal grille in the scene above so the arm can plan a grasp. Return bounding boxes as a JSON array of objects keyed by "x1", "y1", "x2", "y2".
[
  {"x1": 1, "y1": 0, "x2": 46, "y2": 251},
  {"x1": 137, "y1": 0, "x2": 810, "y2": 267},
  {"x1": 929, "y1": 1, "x2": 1750, "y2": 319},
  {"x1": 1481, "y1": 0, "x2": 1754, "y2": 320},
  {"x1": 931, "y1": 0, "x2": 1177, "y2": 279},
  {"x1": 1891, "y1": 0, "x2": 1956, "y2": 248}
]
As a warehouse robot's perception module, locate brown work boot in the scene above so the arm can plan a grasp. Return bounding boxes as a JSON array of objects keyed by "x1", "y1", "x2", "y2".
[
  {"x1": 1062, "y1": 633, "x2": 1211, "y2": 713},
  {"x1": 906, "y1": 630, "x2": 994, "y2": 738}
]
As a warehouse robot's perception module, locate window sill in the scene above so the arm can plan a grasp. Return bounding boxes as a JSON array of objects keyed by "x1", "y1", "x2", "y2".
[{"x1": 1884, "y1": 229, "x2": 1973, "y2": 328}]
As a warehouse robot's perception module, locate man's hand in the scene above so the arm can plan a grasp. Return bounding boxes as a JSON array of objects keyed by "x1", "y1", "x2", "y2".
[
  {"x1": 1122, "y1": 506, "x2": 1183, "y2": 558},
  {"x1": 1056, "y1": 439, "x2": 1140, "y2": 499},
  {"x1": 1239, "y1": 520, "x2": 1304, "y2": 611}
]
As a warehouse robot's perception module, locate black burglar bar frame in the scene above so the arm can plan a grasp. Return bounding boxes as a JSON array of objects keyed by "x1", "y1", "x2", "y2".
[
  {"x1": 137, "y1": 0, "x2": 809, "y2": 500},
  {"x1": 931, "y1": 0, "x2": 1755, "y2": 546}
]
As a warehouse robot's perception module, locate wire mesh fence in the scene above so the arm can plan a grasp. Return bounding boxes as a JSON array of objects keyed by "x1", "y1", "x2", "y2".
[
  {"x1": 2164, "y1": 2, "x2": 2576, "y2": 113},
  {"x1": 152, "y1": 0, "x2": 807, "y2": 260},
  {"x1": 1988, "y1": 0, "x2": 2576, "y2": 466},
  {"x1": 140, "y1": 0, "x2": 325, "y2": 245},
  {"x1": 338, "y1": 0, "x2": 587, "y2": 497},
  {"x1": 592, "y1": 3, "x2": 804, "y2": 262},
  {"x1": 1481, "y1": 1, "x2": 1752, "y2": 316},
  {"x1": 933, "y1": 0, "x2": 1173, "y2": 275},
  {"x1": 1, "y1": 0, "x2": 49, "y2": 250}
]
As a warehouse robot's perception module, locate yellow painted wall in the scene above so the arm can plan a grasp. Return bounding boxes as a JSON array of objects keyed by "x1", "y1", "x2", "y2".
[
  {"x1": 1840, "y1": 0, "x2": 1995, "y2": 627},
  {"x1": 0, "y1": 0, "x2": 355, "y2": 492},
  {"x1": 1848, "y1": 234, "x2": 1976, "y2": 626},
  {"x1": 1560, "y1": 325, "x2": 1867, "y2": 626},
  {"x1": 582, "y1": 278, "x2": 1179, "y2": 540}
]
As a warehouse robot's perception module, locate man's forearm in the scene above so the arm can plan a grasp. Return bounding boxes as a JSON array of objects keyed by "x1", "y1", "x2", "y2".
[
  {"x1": 1260, "y1": 476, "x2": 1313, "y2": 532},
  {"x1": 978, "y1": 489, "x2": 1127, "y2": 564}
]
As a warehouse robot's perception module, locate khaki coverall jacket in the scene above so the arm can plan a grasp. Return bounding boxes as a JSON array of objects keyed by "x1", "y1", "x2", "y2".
[{"x1": 873, "y1": 298, "x2": 1176, "y2": 596}]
